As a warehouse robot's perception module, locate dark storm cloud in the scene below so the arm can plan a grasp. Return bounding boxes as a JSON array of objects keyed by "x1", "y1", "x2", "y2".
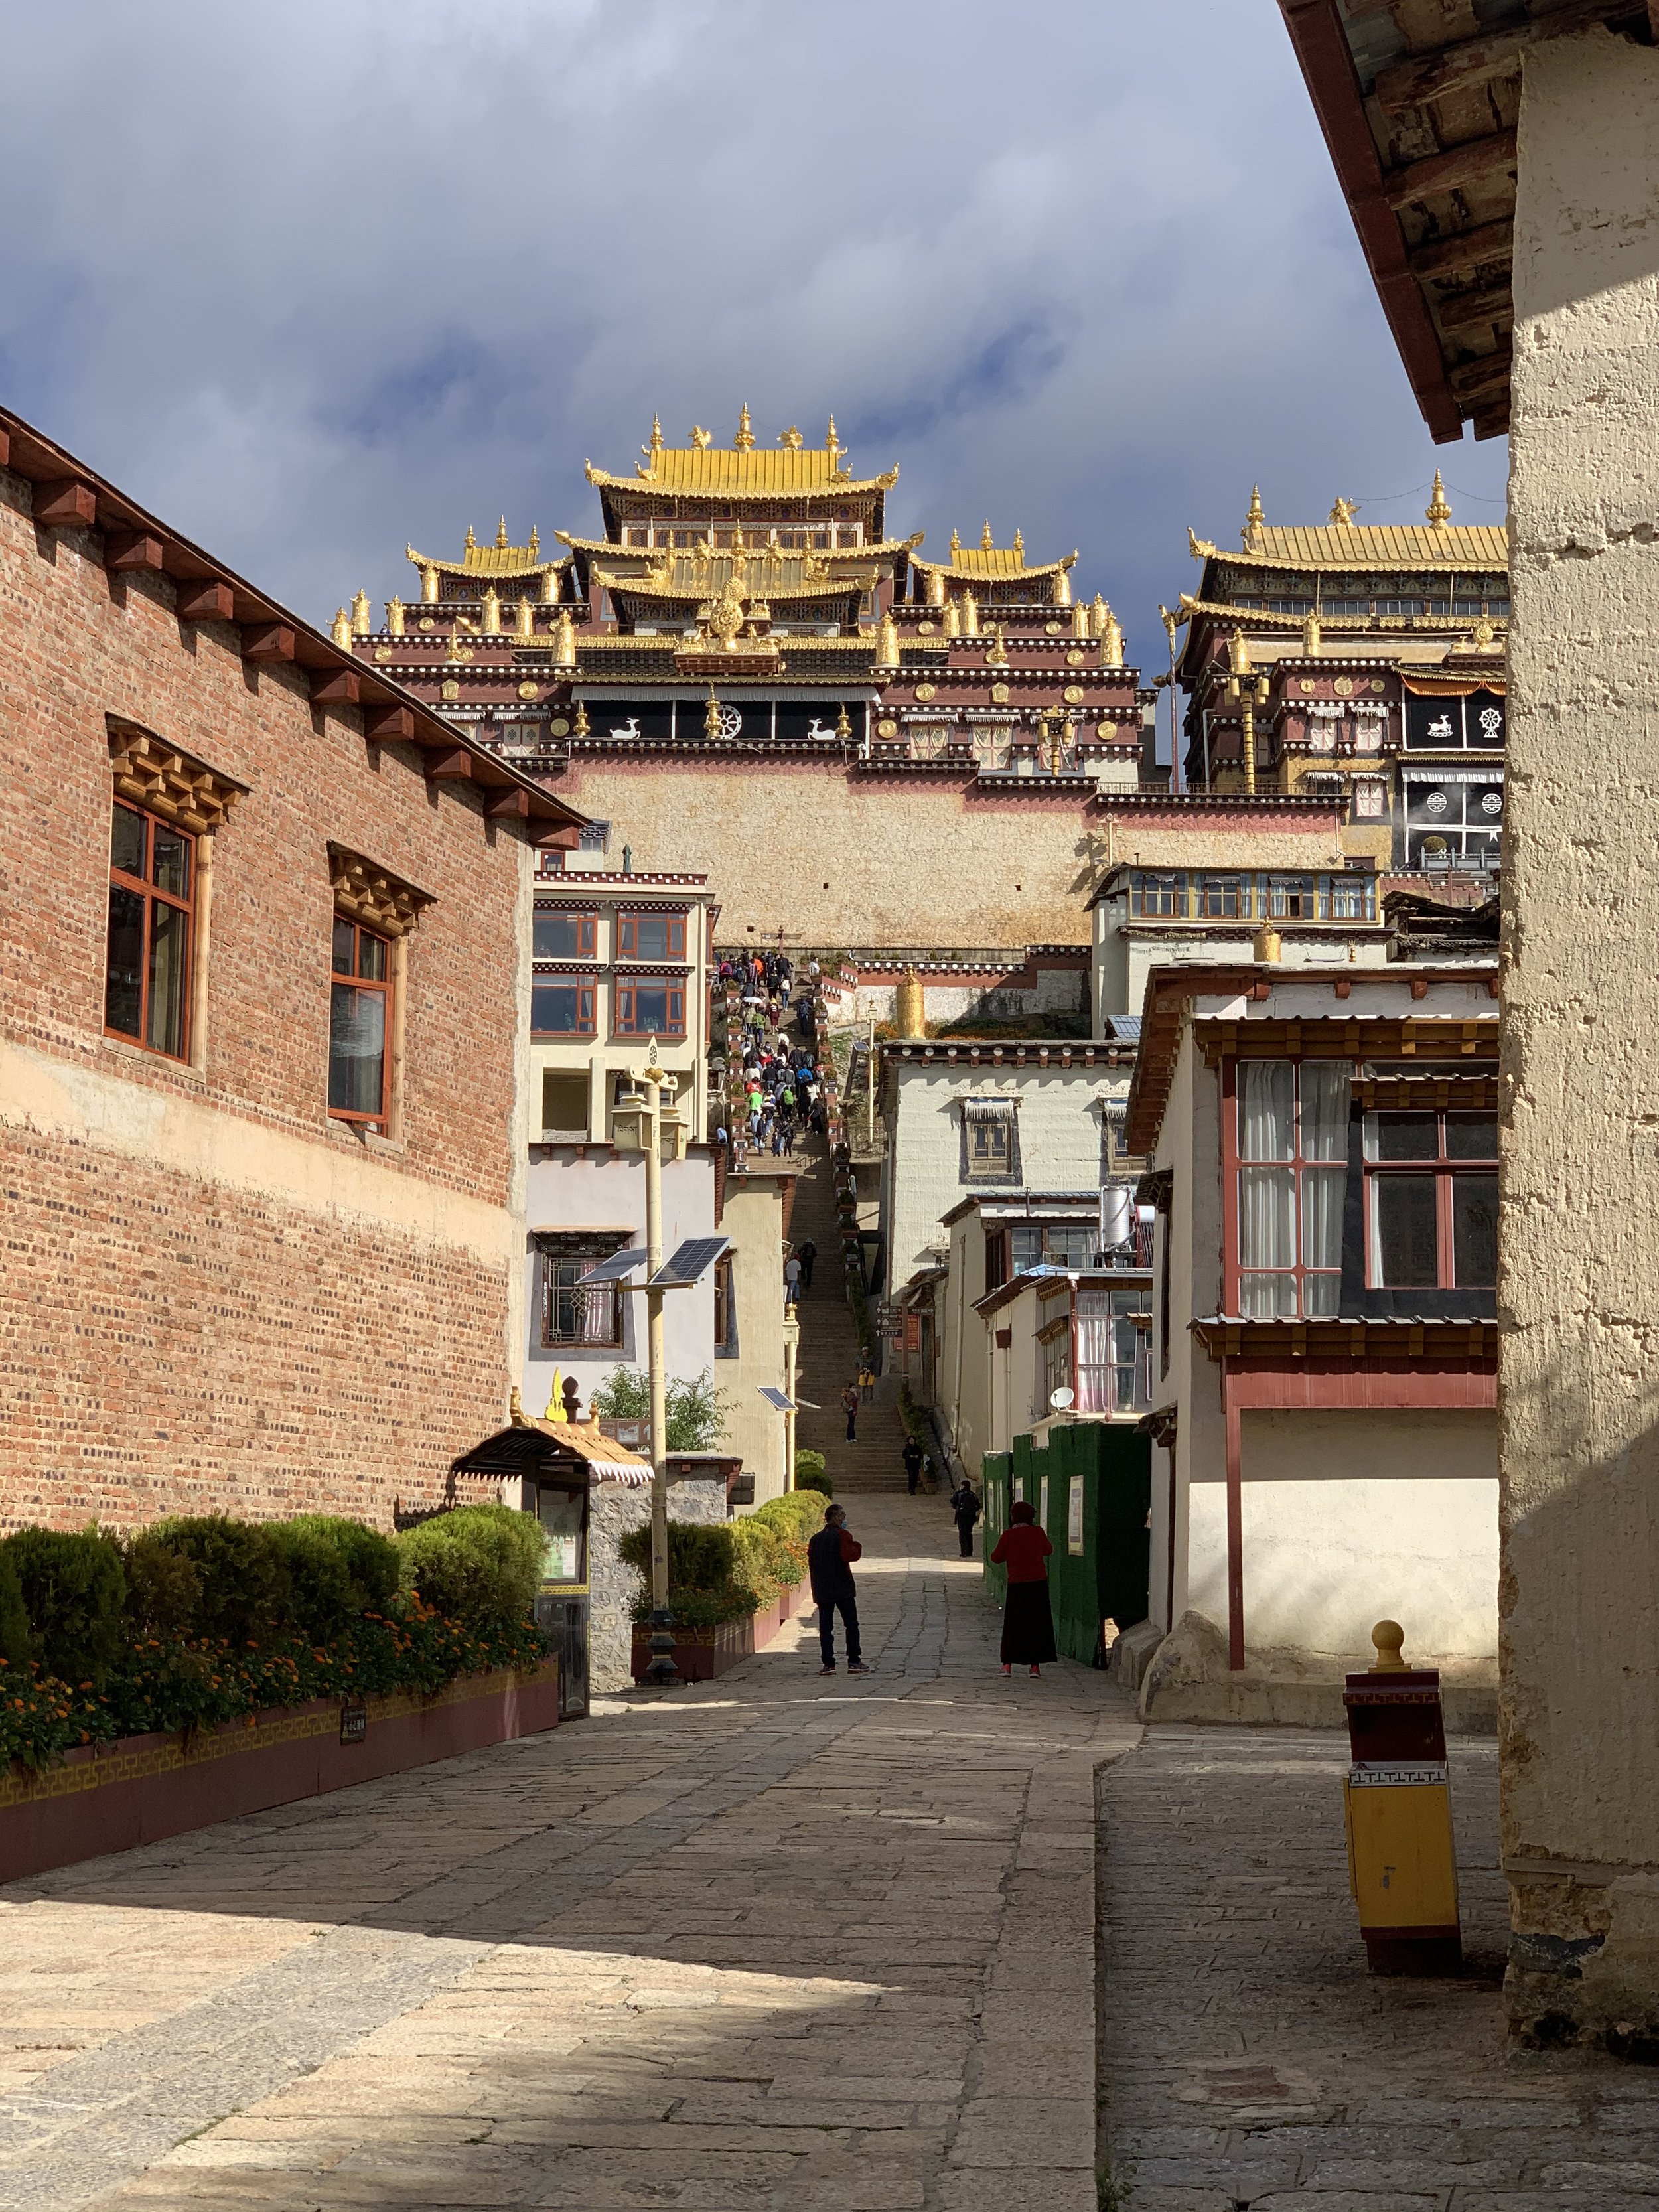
[{"x1": 0, "y1": 0, "x2": 1508, "y2": 664}]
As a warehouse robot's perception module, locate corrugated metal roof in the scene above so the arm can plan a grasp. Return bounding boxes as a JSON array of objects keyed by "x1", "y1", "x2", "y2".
[
  {"x1": 587, "y1": 448, "x2": 897, "y2": 497},
  {"x1": 1219, "y1": 522, "x2": 1508, "y2": 568}
]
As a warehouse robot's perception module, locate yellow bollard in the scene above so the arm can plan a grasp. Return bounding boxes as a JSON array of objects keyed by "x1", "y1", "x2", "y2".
[{"x1": 1340, "y1": 1620, "x2": 1461, "y2": 1974}]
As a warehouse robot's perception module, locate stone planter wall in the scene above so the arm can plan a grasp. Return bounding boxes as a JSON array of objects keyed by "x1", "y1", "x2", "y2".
[{"x1": 629, "y1": 1582, "x2": 801, "y2": 1684}]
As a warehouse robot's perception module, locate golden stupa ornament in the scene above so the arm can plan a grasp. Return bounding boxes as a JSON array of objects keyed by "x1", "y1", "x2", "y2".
[
  {"x1": 1100, "y1": 603, "x2": 1125, "y2": 668},
  {"x1": 1426, "y1": 470, "x2": 1453, "y2": 529},
  {"x1": 826, "y1": 415, "x2": 843, "y2": 471},
  {"x1": 465, "y1": 524, "x2": 478, "y2": 550},
  {"x1": 387, "y1": 596, "x2": 405, "y2": 637},
  {"x1": 704, "y1": 685, "x2": 723, "y2": 739},
  {"x1": 877, "y1": 610, "x2": 900, "y2": 668},
  {"x1": 572, "y1": 700, "x2": 589, "y2": 738},
  {"x1": 555, "y1": 609, "x2": 577, "y2": 667},
  {"x1": 949, "y1": 527, "x2": 962, "y2": 558},
  {"x1": 980, "y1": 519, "x2": 995, "y2": 552},
  {"x1": 735, "y1": 405, "x2": 755, "y2": 449},
  {"x1": 495, "y1": 518, "x2": 510, "y2": 549},
  {"x1": 330, "y1": 607, "x2": 352, "y2": 648},
  {"x1": 835, "y1": 701, "x2": 851, "y2": 742},
  {"x1": 351, "y1": 588, "x2": 372, "y2": 636},
  {"x1": 1242, "y1": 486, "x2": 1266, "y2": 553},
  {"x1": 644, "y1": 415, "x2": 665, "y2": 458}
]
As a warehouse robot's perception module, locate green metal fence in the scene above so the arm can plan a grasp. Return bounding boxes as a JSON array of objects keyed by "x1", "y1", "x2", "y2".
[{"x1": 980, "y1": 1423, "x2": 1151, "y2": 1666}]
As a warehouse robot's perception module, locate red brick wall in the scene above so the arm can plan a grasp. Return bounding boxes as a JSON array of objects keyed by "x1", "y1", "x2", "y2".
[{"x1": 0, "y1": 471, "x2": 527, "y2": 1530}]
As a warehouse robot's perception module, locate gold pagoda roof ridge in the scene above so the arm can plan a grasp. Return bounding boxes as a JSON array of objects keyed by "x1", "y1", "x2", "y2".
[
  {"x1": 585, "y1": 411, "x2": 897, "y2": 498},
  {"x1": 407, "y1": 527, "x2": 565, "y2": 581},
  {"x1": 555, "y1": 528, "x2": 922, "y2": 561},
  {"x1": 912, "y1": 535, "x2": 1078, "y2": 581},
  {"x1": 1185, "y1": 519, "x2": 1509, "y2": 569}
]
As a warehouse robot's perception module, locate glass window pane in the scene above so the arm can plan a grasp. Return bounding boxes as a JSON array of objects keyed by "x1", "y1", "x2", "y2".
[
  {"x1": 1239, "y1": 1165, "x2": 1295, "y2": 1268},
  {"x1": 532, "y1": 984, "x2": 591, "y2": 1035},
  {"x1": 150, "y1": 824, "x2": 190, "y2": 899},
  {"x1": 147, "y1": 897, "x2": 189, "y2": 1057},
  {"x1": 1445, "y1": 1113, "x2": 1498, "y2": 1160},
  {"x1": 1301, "y1": 1165, "x2": 1345, "y2": 1271},
  {"x1": 105, "y1": 885, "x2": 145, "y2": 1037},
  {"x1": 534, "y1": 912, "x2": 593, "y2": 959},
  {"x1": 1372, "y1": 1174, "x2": 1439, "y2": 1287},
  {"x1": 536, "y1": 1485, "x2": 585, "y2": 1580},
  {"x1": 1239, "y1": 1272, "x2": 1297, "y2": 1318},
  {"x1": 1366, "y1": 1112, "x2": 1439, "y2": 1161},
  {"x1": 625, "y1": 913, "x2": 670, "y2": 960},
  {"x1": 1303, "y1": 1272, "x2": 1340, "y2": 1318},
  {"x1": 357, "y1": 930, "x2": 388, "y2": 982},
  {"x1": 1301, "y1": 1065, "x2": 1350, "y2": 1160},
  {"x1": 329, "y1": 982, "x2": 386, "y2": 1115},
  {"x1": 1240, "y1": 1063, "x2": 1294, "y2": 1161},
  {"x1": 1453, "y1": 1172, "x2": 1498, "y2": 1286},
  {"x1": 332, "y1": 917, "x2": 356, "y2": 975},
  {"x1": 1010, "y1": 1224, "x2": 1045, "y2": 1271},
  {"x1": 111, "y1": 804, "x2": 146, "y2": 879}
]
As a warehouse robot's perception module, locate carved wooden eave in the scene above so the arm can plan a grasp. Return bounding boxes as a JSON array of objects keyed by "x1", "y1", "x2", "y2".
[
  {"x1": 327, "y1": 844, "x2": 436, "y2": 938},
  {"x1": 107, "y1": 720, "x2": 248, "y2": 834}
]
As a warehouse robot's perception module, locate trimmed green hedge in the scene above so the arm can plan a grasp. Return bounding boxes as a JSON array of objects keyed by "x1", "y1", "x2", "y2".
[
  {"x1": 793, "y1": 1451, "x2": 831, "y2": 1496},
  {"x1": 620, "y1": 1493, "x2": 819, "y2": 1629},
  {"x1": 0, "y1": 1507, "x2": 548, "y2": 1776}
]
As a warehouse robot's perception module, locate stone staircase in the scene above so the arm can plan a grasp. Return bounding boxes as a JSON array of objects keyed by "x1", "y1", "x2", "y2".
[{"x1": 790, "y1": 1135, "x2": 908, "y2": 1495}]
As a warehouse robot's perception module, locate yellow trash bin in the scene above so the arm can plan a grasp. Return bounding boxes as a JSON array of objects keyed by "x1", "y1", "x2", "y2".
[{"x1": 1341, "y1": 1620, "x2": 1461, "y2": 1975}]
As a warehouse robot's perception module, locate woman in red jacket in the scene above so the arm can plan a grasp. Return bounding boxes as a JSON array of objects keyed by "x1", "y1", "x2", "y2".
[{"x1": 990, "y1": 1499, "x2": 1057, "y2": 1677}]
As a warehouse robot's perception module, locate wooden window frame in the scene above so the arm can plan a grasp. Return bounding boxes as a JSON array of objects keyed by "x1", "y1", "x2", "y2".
[
  {"x1": 617, "y1": 910, "x2": 687, "y2": 962},
  {"x1": 614, "y1": 980, "x2": 685, "y2": 1038},
  {"x1": 1363, "y1": 1110, "x2": 1498, "y2": 1293},
  {"x1": 984, "y1": 1228, "x2": 1010, "y2": 1293},
  {"x1": 540, "y1": 1253, "x2": 624, "y2": 1350},
  {"x1": 1222, "y1": 1057, "x2": 1349, "y2": 1319},
  {"x1": 533, "y1": 909, "x2": 598, "y2": 960},
  {"x1": 531, "y1": 982, "x2": 598, "y2": 1037},
  {"x1": 328, "y1": 917, "x2": 394, "y2": 1131},
  {"x1": 104, "y1": 798, "x2": 196, "y2": 1064}
]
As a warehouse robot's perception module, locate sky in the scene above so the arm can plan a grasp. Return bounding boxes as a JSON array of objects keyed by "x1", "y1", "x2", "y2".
[{"x1": 0, "y1": 0, "x2": 1510, "y2": 674}]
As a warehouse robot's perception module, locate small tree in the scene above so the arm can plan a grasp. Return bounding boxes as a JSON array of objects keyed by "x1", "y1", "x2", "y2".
[{"x1": 589, "y1": 1364, "x2": 733, "y2": 1452}]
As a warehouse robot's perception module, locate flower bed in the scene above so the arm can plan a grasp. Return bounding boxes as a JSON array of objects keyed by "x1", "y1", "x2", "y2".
[{"x1": 624, "y1": 1491, "x2": 824, "y2": 1684}]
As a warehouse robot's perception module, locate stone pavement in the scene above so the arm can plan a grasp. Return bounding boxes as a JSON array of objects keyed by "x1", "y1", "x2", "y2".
[
  {"x1": 0, "y1": 1494, "x2": 1137, "y2": 2212},
  {"x1": 1099, "y1": 1727, "x2": 1659, "y2": 2210}
]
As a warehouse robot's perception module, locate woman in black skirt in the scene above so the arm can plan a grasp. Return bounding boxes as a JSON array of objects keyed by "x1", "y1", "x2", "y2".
[{"x1": 990, "y1": 1499, "x2": 1057, "y2": 1676}]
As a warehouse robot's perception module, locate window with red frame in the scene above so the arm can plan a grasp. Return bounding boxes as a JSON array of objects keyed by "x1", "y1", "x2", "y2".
[
  {"x1": 532, "y1": 910, "x2": 597, "y2": 959},
  {"x1": 329, "y1": 917, "x2": 392, "y2": 1128},
  {"x1": 1364, "y1": 1109, "x2": 1497, "y2": 1288},
  {"x1": 617, "y1": 911, "x2": 685, "y2": 961},
  {"x1": 531, "y1": 982, "x2": 596, "y2": 1036},
  {"x1": 614, "y1": 980, "x2": 684, "y2": 1037},
  {"x1": 1236, "y1": 1061, "x2": 1350, "y2": 1317},
  {"x1": 106, "y1": 800, "x2": 194, "y2": 1061}
]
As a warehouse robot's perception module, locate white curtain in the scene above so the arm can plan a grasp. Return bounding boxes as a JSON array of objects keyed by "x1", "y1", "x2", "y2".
[
  {"x1": 1301, "y1": 1064, "x2": 1350, "y2": 1160},
  {"x1": 1240, "y1": 1063, "x2": 1293, "y2": 1161},
  {"x1": 1239, "y1": 1165, "x2": 1295, "y2": 1266},
  {"x1": 1074, "y1": 1290, "x2": 1110, "y2": 1411}
]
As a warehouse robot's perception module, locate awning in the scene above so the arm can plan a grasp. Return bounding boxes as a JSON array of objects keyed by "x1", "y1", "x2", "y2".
[
  {"x1": 1403, "y1": 676, "x2": 1506, "y2": 700},
  {"x1": 1402, "y1": 766, "x2": 1505, "y2": 785}
]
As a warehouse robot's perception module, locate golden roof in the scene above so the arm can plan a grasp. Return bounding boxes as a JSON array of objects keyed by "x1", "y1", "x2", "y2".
[
  {"x1": 912, "y1": 523, "x2": 1078, "y2": 580},
  {"x1": 1189, "y1": 479, "x2": 1507, "y2": 571},
  {"x1": 585, "y1": 412, "x2": 898, "y2": 497},
  {"x1": 407, "y1": 519, "x2": 565, "y2": 580},
  {"x1": 595, "y1": 567, "x2": 866, "y2": 605},
  {"x1": 556, "y1": 530, "x2": 920, "y2": 564}
]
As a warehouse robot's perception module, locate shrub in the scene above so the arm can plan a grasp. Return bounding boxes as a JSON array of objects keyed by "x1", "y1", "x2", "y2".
[
  {"x1": 266, "y1": 1522, "x2": 358, "y2": 1645},
  {"x1": 0, "y1": 1548, "x2": 29, "y2": 1668},
  {"x1": 286, "y1": 1516, "x2": 401, "y2": 1614},
  {"x1": 588, "y1": 1365, "x2": 735, "y2": 1451},
  {"x1": 793, "y1": 1451, "x2": 831, "y2": 1497},
  {"x1": 150, "y1": 1517, "x2": 291, "y2": 1645},
  {"x1": 397, "y1": 1503, "x2": 544, "y2": 1628},
  {"x1": 3, "y1": 1526, "x2": 127, "y2": 1688},
  {"x1": 121, "y1": 1532, "x2": 202, "y2": 1643}
]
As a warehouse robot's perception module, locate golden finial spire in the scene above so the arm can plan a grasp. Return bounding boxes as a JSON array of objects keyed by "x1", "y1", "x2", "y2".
[
  {"x1": 528, "y1": 526, "x2": 540, "y2": 557},
  {"x1": 949, "y1": 527, "x2": 962, "y2": 557},
  {"x1": 464, "y1": 524, "x2": 477, "y2": 551},
  {"x1": 780, "y1": 425, "x2": 804, "y2": 449},
  {"x1": 835, "y1": 701, "x2": 851, "y2": 741},
  {"x1": 1242, "y1": 486, "x2": 1265, "y2": 553},
  {"x1": 735, "y1": 405, "x2": 755, "y2": 449},
  {"x1": 1426, "y1": 469, "x2": 1452, "y2": 528},
  {"x1": 826, "y1": 414, "x2": 839, "y2": 454},
  {"x1": 1229, "y1": 627, "x2": 1253, "y2": 676},
  {"x1": 981, "y1": 519, "x2": 995, "y2": 552},
  {"x1": 705, "y1": 684, "x2": 721, "y2": 739},
  {"x1": 496, "y1": 518, "x2": 510, "y2": 549},
  {"x1": 1329, "y1": 497, "x2": 1358, "y2": 526},
  {"x1": 572, "y1": 700, "x2": 589, "y2": 737},
  {"x1": 647, "y1": 415, "x2": 664, "y2": 454},
  {"x1": 350, "y1": 588, "x2": 371, "y2": 637},
  {"x1": 330, "y1": 608, "x2": 352, "y2": 648},
  {"x1": 1013, "y1": 528, "x2": 1025, "y2": 560}
]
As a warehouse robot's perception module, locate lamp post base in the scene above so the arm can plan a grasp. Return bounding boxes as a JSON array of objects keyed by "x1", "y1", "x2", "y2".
[{"x1": 644, "y1": 1609, "x2": 680, "y2": 1688}]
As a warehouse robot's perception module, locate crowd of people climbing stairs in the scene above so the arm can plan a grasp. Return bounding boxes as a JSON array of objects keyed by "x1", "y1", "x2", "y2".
[{"x1": 713, "y1": 947, "x2": 829, "y2": 1165}]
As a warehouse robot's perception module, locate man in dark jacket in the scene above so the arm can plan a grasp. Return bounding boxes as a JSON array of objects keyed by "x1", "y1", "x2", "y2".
[
  {"x1": 902, "y1": 1436, "x2": 926, "y2": 1495},
  {"x1": 808, "y1": 1503, "x2": 866, "y2": 1675},
  {"x1": 950, "y1": 1478, "x2": 981, "y2": 1558}
]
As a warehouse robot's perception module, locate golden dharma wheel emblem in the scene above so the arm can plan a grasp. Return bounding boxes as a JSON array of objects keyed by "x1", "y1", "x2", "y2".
[
  {"x1": 419, "y1": 617, "x2": 436, "y2": 631},
  {"x1": 441, "y1": 679, "x2": 461, "y2": 701},
  {"x1": 1046, "y1": 621, "x2": 1062, "y2": 635},
  {"x1": 990, "y1": 682, "x2": 1011, "y2": 705},
  {"x1": 1334, "y1": 676, "x2": 1355, "y2": 697},
  {"x1": 549, "y1": 717, "x2": 571, "y2": 737},
  {"x1": 914, "y1": 682, "x2": 936, "y2": 701},
  {"x1": 1066, "y1": 649, "x2": 1084, "y2": 667},
  {"x1": 1096, "y1": 720, "x2": 1114, "y2": 738},
  {"x1": 1062, "y1": 684, "x2": 1084, "y2": 705},
  {"x1": 374, "y1": 646, "x2": 393, "y2": 662},
  {"x1": 518, "y1": 680, "x2": 540, "y2": 700},
  {"x1": 877, "y1": 717, "x2": 899, "y2": 739},
  {"x1": 917, "y1": 621, "x2": 936, "y2": 635},
  {"x1": 1300, "y1": 678, "x2": 1317, "y2": 694}
]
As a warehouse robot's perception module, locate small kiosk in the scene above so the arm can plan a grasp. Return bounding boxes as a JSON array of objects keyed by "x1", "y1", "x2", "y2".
[{"x1": 448, "y1": 1404, "x2": 652, "y2": 1720}]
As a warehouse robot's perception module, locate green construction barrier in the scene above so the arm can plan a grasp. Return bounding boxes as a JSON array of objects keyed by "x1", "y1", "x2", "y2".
[{"x1": 982, "y1": 1424, "x2": 1151, "y2": 1666}]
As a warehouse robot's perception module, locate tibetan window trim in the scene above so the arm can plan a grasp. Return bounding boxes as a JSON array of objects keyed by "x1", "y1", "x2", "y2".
[
  {"x1": 530, "y1": 1229, "x2": 633, "y2": 1258},
  {"x1": 328, "y1": 843, "x2": 435, "y2": 938},
  {"x1": 960, "y1": 1094, "x2": 1023, "y2": 1120},
  {"x1": 108, "y1": 719, "x2": 247, "y2": 834}
]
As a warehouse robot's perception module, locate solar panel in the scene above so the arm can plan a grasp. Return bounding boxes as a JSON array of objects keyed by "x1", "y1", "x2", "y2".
[
  {"x1": 577, "y1": 1246, "x2": 648, "y2": 1285},
  {"x1": 757, "y1": 1386, "x2": 796, "y2": 1412},
  {"x1": 648, "y1": 1235, "x2": 730, "y2": 1289}
]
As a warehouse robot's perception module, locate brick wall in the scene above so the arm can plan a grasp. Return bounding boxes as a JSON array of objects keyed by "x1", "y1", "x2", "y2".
[{"x1": 0, "y1": 470, "x2": 531, "y2": 1529}]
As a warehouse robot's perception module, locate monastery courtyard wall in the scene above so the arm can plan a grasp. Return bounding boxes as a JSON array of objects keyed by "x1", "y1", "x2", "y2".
[{"x1": 550, "y1": 753, "x2": 1347, "y2": 950}]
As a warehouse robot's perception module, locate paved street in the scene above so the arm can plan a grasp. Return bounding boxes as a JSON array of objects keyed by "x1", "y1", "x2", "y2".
[
  {"x1": 1100, "y1": 1729, "x2": 1659, "y2": 2210},
  {"x1": 0, "y1": 1496, "x2": 1133, "y2": 2212}
]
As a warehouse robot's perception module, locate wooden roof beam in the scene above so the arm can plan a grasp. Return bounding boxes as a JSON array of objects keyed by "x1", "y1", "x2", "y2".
[
  {"x1": 1372, "y1": 1, "x2": 1644, "y2": 117},
  {"x1": 309, "y1": 668, "x2": 360, "y2": 707},
  {"x1": 1448, "y1": 342, "x2": 1515, "y2": 404},
  {"x1": 1435, "y1": 276, "x2": 1514, "y2": 337},
  {"x1": 361, "y1": 703, "x2": 416, "y2": 742},
  {"x1": 484, "y1": 789, "x2": 532, "y2": 822},
  {"x1": 174, "y1": 579, "x2": 236, "y2": 623},
  {"x1": 1384, "y1": 129, "x2": 1517, "y2": 212},
  {"x1": 241, "y1": 622, "x2": 296, "y2": 663},
  {"x1": 424, "y1": 749, "x2": 475, "y2": 782},
  {"x1": 1407, "y1": 218, "x2": 1514, "y2": 283},
  {"x1": 104, "y1": 529, "x2": 166, "y2": 573},
  {"x1": 34, "y1": 479, "x2": 98, "y2": 530}
]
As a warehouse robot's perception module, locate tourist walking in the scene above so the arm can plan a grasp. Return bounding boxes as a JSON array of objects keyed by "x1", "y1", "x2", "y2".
[
  {"x1": 796, "y1": 1236, "x2": 816, "y2": 1290},
  {"x1": 991, "y1": 1500, "x2": 1057, "y2": 1677},
  {"x1": 841, "y1": 1382, "x2": 860, "y2": 1443},
  {"x1": 950, "y1": 1477, "x2": 981, "y2": 1558},
  {"x1": 902, "y1": 1435, "x2": 925, "y2": 1495},
  {"x1": 784, "y1": 1252, "x2": 802, "y2": 1307},
  {"x1": 808, "y1": 1503, "x2": 866, "y2": 1676}
]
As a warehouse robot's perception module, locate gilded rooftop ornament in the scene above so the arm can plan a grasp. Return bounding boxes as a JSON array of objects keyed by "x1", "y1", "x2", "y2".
[
  {"x1": 1242, "y1": 486, "x2": 1266, "y2": 553},
  {"x1": 691, "y1": 425, "x2": 712, "y2": 449},
  {"x1": 981, "y1": 520, "x2": 995, "y2": 552},
  {"x1": 644, "y1": 415, "x2": 665, "y2": 457},
  {"x1": 735, "y1": 406, "x2": 755, "y2": 449},
  {"x1": 780, "y1": 425, "x2": 803, "y2": 449},
  {"x1": 1426, "y1": 469, "x2": 1453, "y2": 528},
  {"x1": 1329, "y1": 497, "x2": 1358, "y2": 525}
]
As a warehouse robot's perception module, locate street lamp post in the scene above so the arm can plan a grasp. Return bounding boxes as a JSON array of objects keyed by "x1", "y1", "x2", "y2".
[
  {"x1": 782, "y1": 1312, "x2": 799, "y2": 1491},
  {"x1": 631, "y1": 1048, "x2": 679, "y2": 1688}
]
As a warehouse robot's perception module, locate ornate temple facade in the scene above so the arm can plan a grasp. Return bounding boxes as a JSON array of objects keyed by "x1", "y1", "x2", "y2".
[
  {"x1": 1173, "y1": 477, "x2": 1509, "y2": 876},
  {"x1": 343, "y1": 411, "x2": 1149, "y2": 793}
]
